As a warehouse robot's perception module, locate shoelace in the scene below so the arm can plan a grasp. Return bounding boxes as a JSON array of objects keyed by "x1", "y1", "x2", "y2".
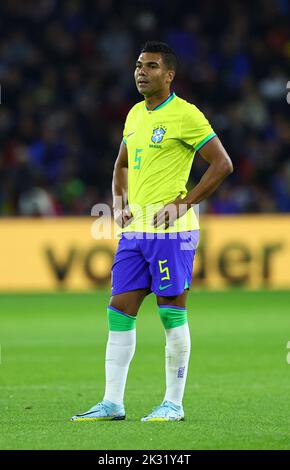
[
  {"x1": 149, "y1": 402, "x2": 175, "y2": 416},
  {"x1": 88, "y1": 402, "x2": 107, "y2": 414}
]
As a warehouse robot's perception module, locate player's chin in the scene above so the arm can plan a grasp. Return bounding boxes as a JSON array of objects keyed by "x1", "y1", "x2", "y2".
[{"x1": 137, "y1": 84, "x2": 151, "y2": 95}]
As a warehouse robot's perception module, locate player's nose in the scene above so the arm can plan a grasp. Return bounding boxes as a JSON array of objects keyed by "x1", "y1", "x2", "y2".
[{"x1": 138, "y1": 67, "x2": 148, "y2": 76}]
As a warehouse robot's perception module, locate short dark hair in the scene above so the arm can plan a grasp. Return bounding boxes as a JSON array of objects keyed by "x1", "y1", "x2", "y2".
[{"x1": 141, "y1": 41, "x2": 177, "y2": 72}]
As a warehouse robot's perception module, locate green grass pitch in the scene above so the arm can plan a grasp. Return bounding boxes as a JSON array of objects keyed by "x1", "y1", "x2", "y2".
[{"x1": 1, "y1": 290, "x2": 290, "y2": 450}]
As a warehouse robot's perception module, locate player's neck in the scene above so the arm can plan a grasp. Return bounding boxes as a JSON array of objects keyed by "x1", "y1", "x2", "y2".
[{"x1": 144, "y1": 90, "x2": 171, "y2": 111}]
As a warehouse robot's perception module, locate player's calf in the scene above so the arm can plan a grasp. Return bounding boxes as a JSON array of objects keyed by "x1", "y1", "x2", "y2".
[{"x1": 71, "y1": 305, "x2": 136, "y2": 422}]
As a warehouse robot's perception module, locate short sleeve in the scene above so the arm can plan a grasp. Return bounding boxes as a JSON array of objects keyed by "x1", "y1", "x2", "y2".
[
  {"x1": 122, "y1": 116, "x2": 129, "y2": 145},
  {"x1": 122, "y1": 105, "x2": 137, "y2": 145},
  {"x1": 180, "y1": 104, "x2": 216, "y2": 151}
]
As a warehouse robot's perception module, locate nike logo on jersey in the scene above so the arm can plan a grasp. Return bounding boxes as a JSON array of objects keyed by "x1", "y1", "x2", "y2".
[
  {"x1": 159, "y1": 284, "x2": 173, "y2": 291},
  {"x1": 127, "y1": 132, "x2": 135, "y2": 138}
]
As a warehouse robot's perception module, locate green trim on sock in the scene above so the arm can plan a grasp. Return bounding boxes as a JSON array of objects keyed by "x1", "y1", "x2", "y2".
[
  {"x1": 158, "y1": 307, "x2": 187, "y2": 329},
  {"x1": 107, "y1": 306, "x2": 136, "y2": 331}
]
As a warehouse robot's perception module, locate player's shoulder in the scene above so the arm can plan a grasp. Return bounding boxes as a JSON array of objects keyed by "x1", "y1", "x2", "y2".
[
  {"x1": 125, "y1": 100, "x2": 144, "y2": 120},
  {"x1": 174, "y1": 95, "x2": 209, "y2": 127},
  {"x1": 174, "y1": 95, "x2": 204, "y2": 117}
]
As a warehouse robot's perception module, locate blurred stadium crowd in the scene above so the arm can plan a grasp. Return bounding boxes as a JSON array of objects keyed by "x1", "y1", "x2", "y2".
[{"x1": 0, "y1": 0, "x2": 290, "y2": 216}]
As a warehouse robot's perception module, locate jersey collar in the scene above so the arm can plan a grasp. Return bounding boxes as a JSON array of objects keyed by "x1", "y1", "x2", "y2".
[{"x1": 145, "y1": 92, "x2": 176, "y2": 112}]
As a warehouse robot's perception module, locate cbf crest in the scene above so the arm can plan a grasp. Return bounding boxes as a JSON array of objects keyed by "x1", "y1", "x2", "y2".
[{"x1": 151, "y1": 125, "x2": 166, "y2": 144}]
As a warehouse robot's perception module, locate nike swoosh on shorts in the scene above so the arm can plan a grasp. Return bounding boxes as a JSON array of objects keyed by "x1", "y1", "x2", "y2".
[{"x1": 159, "y1": 284, "x2": 173, "y2": 291}]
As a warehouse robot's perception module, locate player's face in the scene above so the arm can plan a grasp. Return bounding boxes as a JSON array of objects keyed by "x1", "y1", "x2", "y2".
[{"x1": 134, "y1": 52, "x2": 174, "y2": 97}]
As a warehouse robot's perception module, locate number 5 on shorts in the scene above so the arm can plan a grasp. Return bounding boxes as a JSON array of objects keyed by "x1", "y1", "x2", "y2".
[{"x1": 159, "y1": 259, "x2": 170, "y2": 281}]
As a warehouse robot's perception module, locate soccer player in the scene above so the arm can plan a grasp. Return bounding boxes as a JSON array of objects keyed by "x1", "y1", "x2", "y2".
[{"x1": 71, "y1": 41, "x2": 233, "y2": 422}]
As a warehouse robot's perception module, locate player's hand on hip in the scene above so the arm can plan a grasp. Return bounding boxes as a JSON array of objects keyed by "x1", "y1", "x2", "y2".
[
  {"x1": 152, "y1": 196, "x2": 188, "y2": 230},
  {"x1": 114, "y1": 206, "x2": 134, "y2": 228}
]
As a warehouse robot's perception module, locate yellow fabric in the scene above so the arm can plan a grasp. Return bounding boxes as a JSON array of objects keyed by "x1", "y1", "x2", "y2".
[{"x1": 121, "y1": 93, "x2": 216, "y2": 233}]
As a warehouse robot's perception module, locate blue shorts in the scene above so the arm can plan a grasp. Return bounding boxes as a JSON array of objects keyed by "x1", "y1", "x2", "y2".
[{"x1": 111, "y1": 231, "x2": 199, "y2": 297}]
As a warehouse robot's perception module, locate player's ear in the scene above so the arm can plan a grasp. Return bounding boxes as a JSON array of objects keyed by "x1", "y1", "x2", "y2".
[{"x1": 167, "y1": 70, "x2": 175, "y2": 84}]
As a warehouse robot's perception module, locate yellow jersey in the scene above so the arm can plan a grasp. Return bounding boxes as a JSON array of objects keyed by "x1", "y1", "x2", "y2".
[{"x1": 122, "y1": 92, "x2": 216, "y2": 233}]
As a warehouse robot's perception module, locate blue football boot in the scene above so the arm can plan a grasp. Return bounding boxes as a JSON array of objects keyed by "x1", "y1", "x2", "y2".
[{"x1": 71, "y1": 400, "x2": 125, "y2": 422}]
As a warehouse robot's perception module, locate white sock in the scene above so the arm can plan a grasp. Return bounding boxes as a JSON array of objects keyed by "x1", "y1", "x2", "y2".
[
  {"x1": 103, "y1": 329, "x2": 136, "y2": 406},
  {"x1": 163, "y1": 323, "x2": 191, "y2": 406}
]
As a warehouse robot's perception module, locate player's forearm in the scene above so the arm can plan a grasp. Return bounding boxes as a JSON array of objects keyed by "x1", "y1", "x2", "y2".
[
  {"x1": 183, "y1": 159, "x2": 233, "y2": 206},
  {"x1": 112, "y1": 164, "x2": 128, "y2": 209}
]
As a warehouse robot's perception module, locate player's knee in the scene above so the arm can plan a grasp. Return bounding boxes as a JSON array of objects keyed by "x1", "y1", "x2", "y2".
[
  {"x1": 109, "y1": 298, "x2": 138, "y2": 317},
  {"x1": 158, "y1": 295, "x2": 178, "y2": 302},
  {"x1": 157, "y1": 293, "x2": 187, "y2": 309}
]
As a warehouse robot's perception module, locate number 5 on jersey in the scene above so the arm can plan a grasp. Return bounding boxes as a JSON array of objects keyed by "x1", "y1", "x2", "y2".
[{"x1": 133, "y1": 148, "x2": 142, "y2": 169}]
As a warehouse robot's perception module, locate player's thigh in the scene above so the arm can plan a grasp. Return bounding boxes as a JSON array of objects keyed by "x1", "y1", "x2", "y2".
[
  {"x1": 156, "y1": 290, "x2": 189, "y2": 309},
  {"x1": 109, "y1": 288, "x2": 150, "y2": 317},
  {"x1": 112, "y1": 235, "x2": 151, "y2": 298}
]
